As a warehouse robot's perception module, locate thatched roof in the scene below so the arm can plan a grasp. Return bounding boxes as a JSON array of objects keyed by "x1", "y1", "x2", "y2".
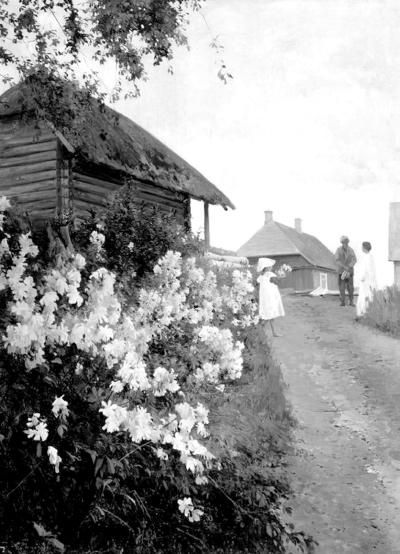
[
  {"x1": 237, "y1": 217, "x2": 337, "y2": 271},
  {"x1": 0, "y1": 83, "x2": 234, "y2": 209}
]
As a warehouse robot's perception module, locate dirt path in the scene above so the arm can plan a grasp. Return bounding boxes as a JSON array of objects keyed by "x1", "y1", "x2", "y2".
[{"x1": 273, "y1": 295, "x2": 400, "y2": 553}]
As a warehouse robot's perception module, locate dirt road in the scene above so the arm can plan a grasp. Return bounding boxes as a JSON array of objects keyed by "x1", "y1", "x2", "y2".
[{"x1": 273, "y1": 295, "x2": 400, "y2": 554}]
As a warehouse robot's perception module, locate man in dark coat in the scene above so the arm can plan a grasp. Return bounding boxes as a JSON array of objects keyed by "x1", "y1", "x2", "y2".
[{"x1": 335, "y1": 236, "x2": 357, "y2": 306}]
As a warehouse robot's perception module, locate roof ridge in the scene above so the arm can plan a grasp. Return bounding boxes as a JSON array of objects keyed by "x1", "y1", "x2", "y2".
[
  {"x1": 276, "y1": 221, "x2": 335, "y2": 269},
  {"x1": 277, "y1": 221, "x2": 316, "y2": 240},
  {"x1": 274, "y1": 222, "x2": 303, "y2": 256}
]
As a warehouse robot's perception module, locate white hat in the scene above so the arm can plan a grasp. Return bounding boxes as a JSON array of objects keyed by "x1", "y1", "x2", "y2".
[{"x1": 257, "y1": 257, "x2": 276, "y2": 272}]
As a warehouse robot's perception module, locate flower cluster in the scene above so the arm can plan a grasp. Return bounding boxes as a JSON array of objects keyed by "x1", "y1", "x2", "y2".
[
  {"x1": 47, "y1": 446, "x2": 62, "y2": 473},
  {"x1": 178, "y1": 497, "x2": 204, "y2": 522},
  {"x1": 0, "y1": 199, "x2": 258, "y2": 522},
  {"x1": 89, "y1": 230, "x2": 106, "y2": 260},
  {"x1": 52, "y1": 396, "x2": 69, "y2": 420},
  {"x1": 276, "y1": 264, "x2": 293, "y2": 278},
  {"x1": 193, "y1": 326, "x2": 244, "y2": 383},
  {"x1": 0, "y1": 196, "x2": 11, "y2": 231},
  {"x1": 24, "y1": 413, "x2": 49, "y2": 442}
]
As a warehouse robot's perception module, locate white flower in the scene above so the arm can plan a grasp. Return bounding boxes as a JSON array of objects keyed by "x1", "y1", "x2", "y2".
[
  {"x1": 25, "y1": 414, "x2": 49, "y2": 441},
  {"x1": 156, "y1": 447, "x2": 169, "y2": 461},
  {"x1": 177, "y1": 497, "x2": 204, "y2": 522},
  {"x1": 195, "y1": 475, "x2": 208, "y2": 485},
  {"x1": 117, "y1": 352, "x2": 151, "y2": 391},
  {"x1": 175, "y1": 402, "x2": 196, "y2": 434},
  {"x1": 0, "y1": 196, "x2": 11, "y2": 212},
  {"x1": 110, "y1": 380, "x2": 124, "y2": 393},
  {"x1": 89, "y1": 230, "x2": 105, "y2": 247},
  {"x1": 152, "y1": 366, "x2": 180, "y2": 397},
  {"x1": 126, "y1": 407, "x2": 153, "y2": 442},
  {"x1": 75, "y1": 362, "x2": 83, "y2": 375},
  {"x1": 127, "y1": 242, "x2": 134, "y2": 252},
  {"x1": 189, "y1": 508, "x2": 204, "y2": 522},
  {"x1": 19, "y1": 233, "x2": 39, "y2": 258},
  {"x1": 73, "y1": 253, "x2": 86, "y2": 269},
  {"x1": 47, "y1": 446, "x2": 62, "y2": 473},
  {"x1": 178, "y1": 497, "x2": 193, "y2": 517},
  {"x1": 100, "y1": 401, "x2": 128, "y2": 433},
  {"x1": 52, "y1": 396, "x2": 69, "y2": 419},
  {"x1": 89, "y1": 231, "x2": 105, "y2": 256}
]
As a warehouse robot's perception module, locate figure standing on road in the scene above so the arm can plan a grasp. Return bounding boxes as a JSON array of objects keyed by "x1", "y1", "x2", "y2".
[
  {"x1": 356, "y1": 241, "x2": 377, "y2": 317},
  {"x1": 256, "y1": 257, "x2": 285, "y2": 337},
  {"x1": 335, "y1": 236, "x2": 357, "y2": 307}
]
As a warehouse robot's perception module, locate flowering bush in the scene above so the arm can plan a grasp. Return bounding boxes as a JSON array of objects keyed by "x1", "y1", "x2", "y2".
[{"x1": 0, "y1": 198, "x2": 310, "y2": 552}]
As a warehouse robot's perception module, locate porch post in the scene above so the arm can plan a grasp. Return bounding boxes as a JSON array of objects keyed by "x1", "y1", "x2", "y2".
[{"x1": 204, "y1": 201, "x2": 210, "y2": 249}]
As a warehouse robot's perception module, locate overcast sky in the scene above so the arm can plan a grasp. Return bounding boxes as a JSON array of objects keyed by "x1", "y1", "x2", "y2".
[
  {"x1": 3, "y1": 0, "x2": 399, "y2": 285},
  {"x1": 108, "y1": 0, "x2": 400, "y2": 286}
]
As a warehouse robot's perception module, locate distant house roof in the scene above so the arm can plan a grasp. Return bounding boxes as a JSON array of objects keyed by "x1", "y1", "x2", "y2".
[
  {"x1": 0, "y1": 83, "x2": 234, "y2": 210},
  {"x1": 237, "y1": 214, "x2": 337, "y2": 271}
]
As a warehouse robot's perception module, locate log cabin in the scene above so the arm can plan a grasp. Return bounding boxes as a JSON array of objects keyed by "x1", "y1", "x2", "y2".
[
  {"x1": 237, "y1": 210, "x2": 338, "y2": 293},
  {"x1": 0, "y1": 83, "x2": 234, "y2": 244}
]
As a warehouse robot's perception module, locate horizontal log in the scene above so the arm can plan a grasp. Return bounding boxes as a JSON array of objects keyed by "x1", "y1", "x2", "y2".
[
  {"x1": 13, "y1": 198, "x2": 56, "y2": 211},
  {"x1": 13, "y1": 189, "x2": 57, "y2": 202},
  {"x1": 29, "y1": 208, "x2": 54, "y2": 218},
  {"x1": 73, "y1": 181, "x2": 185, "y2": 213},
  {"x1": 132, "y1": 179, "x2": 185, "y2": 201},
  {"x1": 0, "y1": 149, "x2": 57, "y2": 168},
  {"x1": 134, "y1": 190, "x2": 183, "y2": 211},
  {"x1": 1, "y1": 139, "x2": 57, "y2": 157},
  {"x1": 73, "y1": 171, "x2": 122, "y2": 190},
  {"x1": 0, "y1": 179, "x2": 57, "y2": 197},
  {"x1": 73, "y1": 173, "x2": 185, "y2": 205},
  {"x1": 0, "y1": 161, "x2": 57, "y2": 181},
  {"x1": 74, "y1": 201, "x2": 106, "y2": 216},
  {"x1": 73, "y1": 177, "x2": 120, "y2": 196},
  {"x1": 73, "y1": 189, "x2": 108, "y2": 207}
]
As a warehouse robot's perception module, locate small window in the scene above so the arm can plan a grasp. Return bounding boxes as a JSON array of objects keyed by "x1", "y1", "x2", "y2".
[{"x1": 320, "y1": 273, "x2": 328, "y2": 290}]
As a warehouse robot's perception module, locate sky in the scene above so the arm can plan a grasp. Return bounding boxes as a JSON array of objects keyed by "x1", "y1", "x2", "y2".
[
  {"x1": 2, "y1": 0, "x2": 400, "y2": 286},
  {"x1": 108, "y1": 0, "x2": 400, "y2": 287}
]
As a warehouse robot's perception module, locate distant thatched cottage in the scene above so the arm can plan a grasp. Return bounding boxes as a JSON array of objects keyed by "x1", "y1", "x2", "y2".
[
  {"x1": 237, "y1": 211, "x2": 337, "y2": 293},
  {"x1": 0, "y1": 83, "x2": 234, "y2": 243}
]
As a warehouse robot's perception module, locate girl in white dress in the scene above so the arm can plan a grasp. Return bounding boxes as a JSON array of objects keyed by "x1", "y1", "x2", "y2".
[
  {"x1": 356, "y1": 242, "x2": 377, "y2": 317},
  {"x1": 256, "y1": 258, "x2": 285, "y2": 337}
]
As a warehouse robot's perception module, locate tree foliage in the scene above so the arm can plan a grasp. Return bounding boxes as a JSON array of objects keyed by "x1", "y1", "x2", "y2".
[
  {"x1": 0, "y1": 1, "x2": 232, "y2": 155},
  {"x1": 1, "y1": 0, "x2": 203, "y2": 91}
]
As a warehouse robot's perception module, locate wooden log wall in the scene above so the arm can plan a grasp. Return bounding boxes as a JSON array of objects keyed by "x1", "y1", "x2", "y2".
[
  {"x1": 0, "y1": 119, "x2": 58, "y2": 222},
  {"x1": 72, "y1": 164, "x2": 187, "y2": 226},
  {"x1": 0, "y1": 118, "x2": 190, "y2": 228}
]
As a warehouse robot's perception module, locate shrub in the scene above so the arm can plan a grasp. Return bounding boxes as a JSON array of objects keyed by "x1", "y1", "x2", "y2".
[
  {"x1": 0, "y1": 197, "x2": 312, "y2": 553},
  {"x1": 362, "y1": 286, "x2": 400, "y2": 335},
  {"x1": 73, "y1": 184, "x2": 204, "y2": 285}
]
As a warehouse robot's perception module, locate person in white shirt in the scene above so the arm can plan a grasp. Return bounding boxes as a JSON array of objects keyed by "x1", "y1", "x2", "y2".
[
  {"x1": 256, "y1": 257, "x2": 285, "y2": 337},
  {"x1": 356, "y1": 241, "x2": 377, "y2": 318}
]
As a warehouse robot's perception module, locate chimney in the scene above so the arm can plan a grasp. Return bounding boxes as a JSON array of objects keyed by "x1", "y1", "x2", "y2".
[
  {"x1": 264, "y1": 210, "x2": 273, "y2": 225},
  {"x1": 295, "y1": 218, "x2": 302, "y2": 233}
]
